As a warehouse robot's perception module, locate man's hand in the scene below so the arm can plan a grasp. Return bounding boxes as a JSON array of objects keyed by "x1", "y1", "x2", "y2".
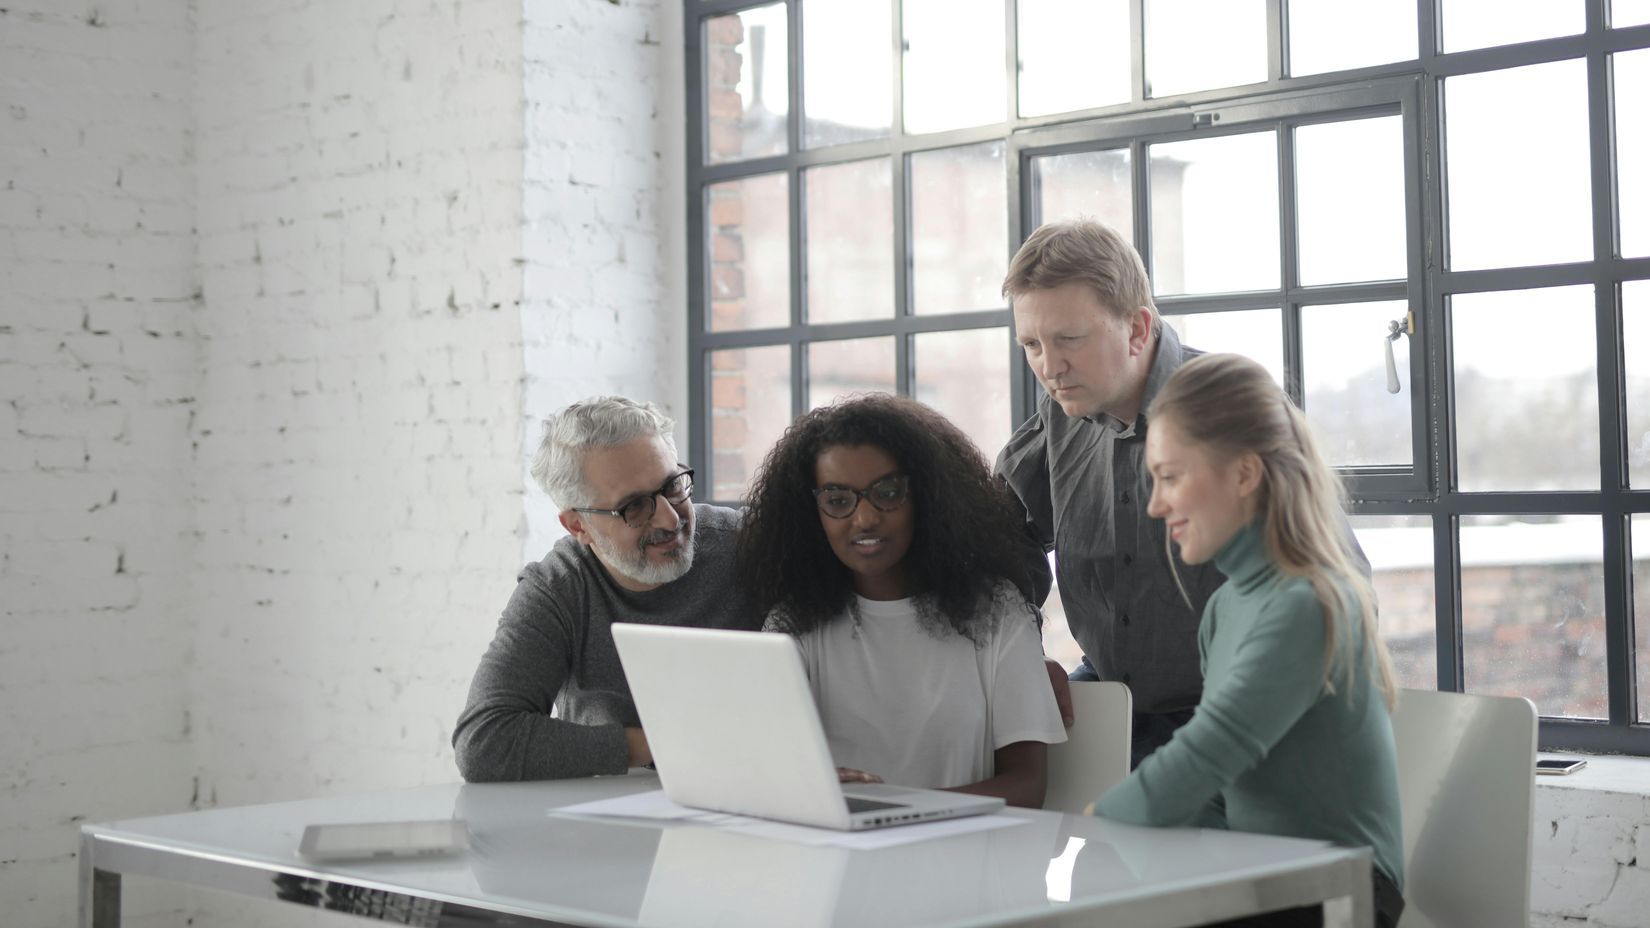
[
  {"x1": 836, "y1": 766, "x2": 884, "y2": 784},
  {"x1": 625, "y1": 727, "x2": 653, "y2": 768},
  {"x1": 1045, "y1": 658, "x2": 1075, "y2": 728}
]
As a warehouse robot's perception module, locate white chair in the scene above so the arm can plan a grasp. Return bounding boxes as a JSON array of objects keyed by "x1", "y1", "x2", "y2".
[
  {"x1": 1389, "y1": 688, "x2": 1538, "y2": 928},
  {"x1": 1043, "y1": 680, "x2": 1133, "y2": 814}
]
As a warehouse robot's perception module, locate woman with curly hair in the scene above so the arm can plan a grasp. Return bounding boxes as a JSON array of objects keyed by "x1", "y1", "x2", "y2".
[{"x1": 735, "y1": 393, "x2": 1066, "y2": 808}]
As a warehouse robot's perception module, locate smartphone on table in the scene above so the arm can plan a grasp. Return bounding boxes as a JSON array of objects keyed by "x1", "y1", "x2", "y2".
[
  {"x1": 1535, "y1": 758, "x2": 1587, "y2": 776},
  {"x1": 297, "y1": 820, "x2": 470, "y2": 861}
]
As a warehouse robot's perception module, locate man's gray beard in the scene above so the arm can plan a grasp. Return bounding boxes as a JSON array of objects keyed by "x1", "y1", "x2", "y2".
[{"x1": 592, "y1": 524, "x2": 696, "y2": 587}]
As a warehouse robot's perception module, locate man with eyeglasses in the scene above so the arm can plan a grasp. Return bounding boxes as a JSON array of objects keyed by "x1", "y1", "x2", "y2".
[{"x1": 453, "y1": 396, "x2": 757, "y2": 781}]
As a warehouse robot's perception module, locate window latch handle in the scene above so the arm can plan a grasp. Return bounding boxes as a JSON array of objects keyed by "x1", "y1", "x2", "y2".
[{"x1": 1382, "y1": 314, "x2": 1413, "y2": 394}]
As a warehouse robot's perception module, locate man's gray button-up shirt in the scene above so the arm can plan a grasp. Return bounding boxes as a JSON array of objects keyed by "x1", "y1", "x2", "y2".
[{"x1": 995, "y1": 325, "x2": 1224, "y2": 715}]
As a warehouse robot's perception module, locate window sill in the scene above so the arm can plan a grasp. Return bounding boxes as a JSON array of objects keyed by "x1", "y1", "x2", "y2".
[{"x1": 1535, "y1": 751, "x2": 1650, "y2": 797}]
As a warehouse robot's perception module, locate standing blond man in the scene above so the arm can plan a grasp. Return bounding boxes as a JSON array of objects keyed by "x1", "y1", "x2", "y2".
[{"x1": 995, "y1": 220, "x2": 1221, "y2": 767}]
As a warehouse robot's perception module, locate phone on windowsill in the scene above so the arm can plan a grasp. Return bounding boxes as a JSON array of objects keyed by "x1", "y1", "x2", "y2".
[{"x1": 1535, "y1": 758, "x2": 1587, "y2": 776}]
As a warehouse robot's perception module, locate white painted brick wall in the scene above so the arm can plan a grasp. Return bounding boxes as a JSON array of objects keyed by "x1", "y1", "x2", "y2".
[
  {"x1": 0, "y1": 3, "x2": 198, "y2": 927},
  {"x1": 520, "y1": 0, "x2": 688, "y2": 561},
  {"x1": 179, "y1": 0, "x2": 683, "y2": 925},
  {"x1": 1532, "y1": 772, "x2": 1650, "y2": 927},
  {"x1": 177, "y1": 1, "x2": 532, "y2": 925},
  {"x1": 189, "y1": 0, "x2": 528, "y2": 802}
]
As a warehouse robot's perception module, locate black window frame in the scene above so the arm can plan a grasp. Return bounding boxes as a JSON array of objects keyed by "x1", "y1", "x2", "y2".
[{"x1": 683, "y1": 0, "x2": 1650, "y2": 755}]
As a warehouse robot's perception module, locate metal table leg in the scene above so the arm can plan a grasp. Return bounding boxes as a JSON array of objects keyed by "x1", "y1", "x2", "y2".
[{"x1": 80, "y1": 832, "x2": 121, "y2": 928}]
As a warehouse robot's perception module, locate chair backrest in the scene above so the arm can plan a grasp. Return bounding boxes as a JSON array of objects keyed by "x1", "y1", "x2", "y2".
[
  {"x1": 1043, "y1": 681, "x2": 1132, "y2": 814},
  {"x1": 1389, "y1": 688, "x2": 1538, "y2": 928}
]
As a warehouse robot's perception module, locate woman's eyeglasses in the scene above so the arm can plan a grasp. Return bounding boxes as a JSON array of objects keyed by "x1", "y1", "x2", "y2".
[{"x1": 812, "y1": 474, "x2": 911, "y2": 519}]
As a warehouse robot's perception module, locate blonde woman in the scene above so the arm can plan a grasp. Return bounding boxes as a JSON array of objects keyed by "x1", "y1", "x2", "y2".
[{"x1": 1090, "y1": 353, "x2": 1404, "y2": 928}]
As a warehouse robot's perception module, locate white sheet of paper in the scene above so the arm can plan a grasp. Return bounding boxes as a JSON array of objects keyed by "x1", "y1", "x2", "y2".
[{"x1": 553, "y1": 789, "x2": 1026, "y2": 849}]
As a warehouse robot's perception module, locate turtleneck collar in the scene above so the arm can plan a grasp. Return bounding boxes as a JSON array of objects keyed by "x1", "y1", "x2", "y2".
[{"x1": 1212, "y1": 518, "x2": 1274, "y2": 593}]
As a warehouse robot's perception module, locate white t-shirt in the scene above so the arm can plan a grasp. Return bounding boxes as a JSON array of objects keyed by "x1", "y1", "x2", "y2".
[{"x1": 786, "y1": 587, "x2": 1067, "y2": 789}]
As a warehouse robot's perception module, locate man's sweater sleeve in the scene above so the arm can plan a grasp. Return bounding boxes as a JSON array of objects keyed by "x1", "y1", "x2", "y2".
[
  {"x1": 451, "y1": 570, "x2": 631, "y2": 782},
  {"x1": 1092, "y1": 585, "x2": 1328, "y2": 826}
]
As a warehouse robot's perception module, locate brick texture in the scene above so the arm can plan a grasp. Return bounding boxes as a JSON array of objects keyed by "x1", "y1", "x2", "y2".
[
  {"x1": 190, "y1": 0, "x2": 527, "y2": 820},
  {"x1": 2, "y1": 0, "x2": 684, "y2": 923},
  {"x1": 519, "y1": 0, "x2": 686, "y2": 560},
  {"x1": 0, "y1": 2, "x2": 197, "y2": 926}
]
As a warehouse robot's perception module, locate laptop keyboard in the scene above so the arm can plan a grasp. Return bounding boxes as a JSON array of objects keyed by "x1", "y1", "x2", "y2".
[{"x1": 844, "y1": 796, "x2": 905, "y2": 813}]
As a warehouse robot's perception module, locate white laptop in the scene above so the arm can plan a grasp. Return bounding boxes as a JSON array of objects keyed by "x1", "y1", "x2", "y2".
[{"x1": 611, "y1": 623, "x2": 1005, "y2": 831}]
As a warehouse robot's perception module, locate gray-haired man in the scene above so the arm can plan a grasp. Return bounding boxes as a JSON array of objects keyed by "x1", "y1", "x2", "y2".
[{"x1": 453, "y1": 396, "x2": 756, "y2": 781}]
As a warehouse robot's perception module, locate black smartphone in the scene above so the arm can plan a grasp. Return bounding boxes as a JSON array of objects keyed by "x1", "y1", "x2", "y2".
[{"x1": 1535, "y1": 758, "x2": 1587, "y2": 776}]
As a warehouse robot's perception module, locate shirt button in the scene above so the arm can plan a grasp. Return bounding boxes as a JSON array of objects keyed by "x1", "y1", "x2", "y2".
[
  {"x1": 1119, "y1": 491, "x2": 1131, "y2": 504},
  {"x1": 1122, "y1": 553, "x2": 1133, "y2": 566},
  {"x1": 1122, "y1": 672, "x2": 1132, "y2": 685},
  {"x1": 1121, "y1": 613, "x2": 1131, "y2": 626}
]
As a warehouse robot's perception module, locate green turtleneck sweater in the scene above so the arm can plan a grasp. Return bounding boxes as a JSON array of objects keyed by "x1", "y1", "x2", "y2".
[{"x1": 1092, "y1": 520, "x2": 1404, "y2": 890}]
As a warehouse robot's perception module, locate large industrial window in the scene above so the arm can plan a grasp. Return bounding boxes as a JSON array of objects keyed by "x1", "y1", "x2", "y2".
[{"x1": 685, "y1": 0, "x2": 1650, "y2": 755}]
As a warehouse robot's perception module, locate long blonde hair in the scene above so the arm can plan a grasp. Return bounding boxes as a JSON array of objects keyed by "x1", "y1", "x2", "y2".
[{"x1": 1150, "y1": 353, "x2": 1398, "y2": 710}]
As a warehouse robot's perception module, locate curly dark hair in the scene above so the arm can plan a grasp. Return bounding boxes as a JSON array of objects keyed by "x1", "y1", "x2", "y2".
[{"x1": 736, "y1": 393, "x2": 1035, "y2": 642}]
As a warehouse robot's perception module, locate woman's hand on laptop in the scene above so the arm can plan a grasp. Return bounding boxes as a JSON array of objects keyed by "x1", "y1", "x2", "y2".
[{"x1": 836, "y1": 766, "x2": 884, "y2": 784}]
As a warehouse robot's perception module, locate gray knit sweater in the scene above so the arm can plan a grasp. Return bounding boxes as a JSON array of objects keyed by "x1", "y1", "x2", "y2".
[{"x1": 452, "y1": 504, "x2": 755, "y2": 781}]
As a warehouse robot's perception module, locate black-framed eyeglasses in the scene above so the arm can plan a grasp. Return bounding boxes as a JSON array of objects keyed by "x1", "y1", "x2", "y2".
[
  {"x1": 812, "y1": 474, "x2": 911, "y2": 520},
  {"x1": 572, "y1": 469, "x2": 694, "y2": 528}
]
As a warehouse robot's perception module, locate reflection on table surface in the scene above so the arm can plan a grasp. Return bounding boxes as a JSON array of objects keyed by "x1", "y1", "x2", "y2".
[{"x1": 92, "y1": 774, "x2": 1355, "y2": 928}]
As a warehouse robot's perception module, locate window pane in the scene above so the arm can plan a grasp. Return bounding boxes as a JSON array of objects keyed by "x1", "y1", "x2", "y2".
[
  {"x1": 1018, "y1": 0, "x2": 1131, "y2": 117},
  {"x1": 903, "y1": 0, "x2": 1006, "y2": 134},
  {"x1": 1618, "y1": 49, "x2": 1650, "y2": 259},
  {"x1": 1150, "y1": 132, "x2": 1280, "y2": 295},
  {"x1": 1144, "y1": 0, "x2": 1266, "y2": 98},
  {"x1": 1439, "y1": 0, "x2": 1584, "y2": 53},
  {"x1": 804, "y1": 0, "x2": 893, "y2": 148},
  {"x1": 1623, "y1": 281, "x2": 1650, "y2": 487},
  {"x1": 1616, "y1": 0, "x2": 1650, "y2": 28},
  {"x1": 1630, "y1": 515, "x2": 1650, "y2": 722},
  {"x1": 1287, "y1": 0, "x2": 1417, "y2": 77},
  {"x1": 1452, "y1": 286, "x2": 1598, "y2": 491},
  {"x1": 1302, "y1": 301, "x2": 1413, "y2": 468},
  {"x1": 1031, "y1": 148, "x2": 1133, "y2": 239},
  {"x1": 1163, "y1": 309, "x2": 1284, "y2": 386},
  {"x1": 1349, "y1": 514, "x2": 1436, "y2": 692},
  {"x1": 1445, "y1": 60, "x2": 1592, "y2": 271},
  {"x1": 707, "y1": 173, "x2": 791, "y2": 332},
  {"x1": 911, "y1": 143, "x2": 1008, "y2": 314},
  {"x1": 807, "y1": 337, "x2": 896, "y2": 411},
  {"x1": 704, "y1": 4, "x2": 789, "y2": 165},
  {"x1": 806, "y1": 159, "x2": 894, "y2": 324},
  {"x1": 1460, "y1": 515, "x2": 1607, "y2": 721},
  {"x1": 710, "y1": 346, "x2": 791, "y2": 501},
  {"x1": 1042, "y1": 557, "x2": 1082, "y2": 671},
  {"x1": 1296, "y1": 116, "x2": 1406, "y2": 286},
  {"x1": 914, "y1": 328, "x2": 1012, "y2": 460}
]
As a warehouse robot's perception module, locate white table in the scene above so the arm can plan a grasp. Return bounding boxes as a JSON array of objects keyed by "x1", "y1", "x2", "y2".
[{"x1": 80, "y1": 773, "x2": 1373, "y2": 927}]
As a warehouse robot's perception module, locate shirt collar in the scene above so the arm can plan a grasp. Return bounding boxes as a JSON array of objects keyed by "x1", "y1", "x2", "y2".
[{"x1": 1085, "y1": 319, "x2": 1187, "y2": 435}]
